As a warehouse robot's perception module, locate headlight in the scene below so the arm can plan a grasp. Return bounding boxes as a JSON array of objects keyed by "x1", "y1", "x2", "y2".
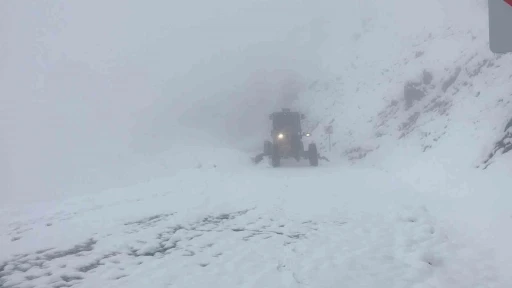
[
  {"x1": 305, "y1": 133, "x2": 311, "y2": 137},
  {"x1": 277, "y1": 133, "x2": 284, "y2": 139}
]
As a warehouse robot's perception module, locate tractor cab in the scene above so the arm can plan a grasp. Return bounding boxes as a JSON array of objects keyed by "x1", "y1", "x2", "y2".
[
  {"x1": 269, "y1": 108, "x2": 306, "y2": 138},
  {"x1": 264, "y1": 108, "x2": 318, "y2": 167}
]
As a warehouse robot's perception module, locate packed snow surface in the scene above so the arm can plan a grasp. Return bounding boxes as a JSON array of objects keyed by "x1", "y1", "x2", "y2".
[{"x1": 0, "y1": 153, "x2": 506, "y2": 288}]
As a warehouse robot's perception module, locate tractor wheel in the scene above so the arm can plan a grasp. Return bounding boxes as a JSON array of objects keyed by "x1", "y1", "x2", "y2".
[
  {"x1": 295, "y1": 141, "x2": 304, "y2": 161},
  {"x1": 299, "y1": 141, "x2": 304, "y2": 153},
  {"x1": 308, "y1": 143, "x2": 318, "y2": 167},
  {"x1": 271, "y1": 143, "x2": 280, "y2": 167},
  {"x1": 263, "y1": 140, "x2": 272, "y2": 156}
]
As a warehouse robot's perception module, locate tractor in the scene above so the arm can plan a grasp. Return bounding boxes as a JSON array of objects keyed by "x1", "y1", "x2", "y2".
[{"x1": 263, "y1": 108, "x2": 318, "y2": 167}]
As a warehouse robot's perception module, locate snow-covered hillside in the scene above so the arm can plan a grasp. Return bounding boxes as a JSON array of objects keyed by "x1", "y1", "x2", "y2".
[
  {"x1": 299, "y1": 0, "x2": 511, "y2": 169},
  {"x1": 2, "y1": 0, "x2": 512, "y2": 287},
  {"x1": 295, "y1": 0, "x2": 512, "y2": 283}
]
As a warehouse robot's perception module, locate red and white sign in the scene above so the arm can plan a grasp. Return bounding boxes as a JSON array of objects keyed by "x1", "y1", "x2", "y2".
[
  {"x1": 489, "y1": 0, "x2": 512, "y2": 53},
  {"x1": 325, "y1": 125, "x2": 333, "y2": 134}
]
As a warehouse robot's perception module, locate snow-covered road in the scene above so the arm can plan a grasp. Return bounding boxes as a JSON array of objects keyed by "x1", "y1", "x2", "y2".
[{"x1": 0, "y1": 156, "x2": 503, "y2": 288}]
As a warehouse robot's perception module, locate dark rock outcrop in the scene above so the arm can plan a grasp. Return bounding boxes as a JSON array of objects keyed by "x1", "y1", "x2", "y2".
[{"x1": 482, "y1": 117, "x2": 512, "y2": 169}]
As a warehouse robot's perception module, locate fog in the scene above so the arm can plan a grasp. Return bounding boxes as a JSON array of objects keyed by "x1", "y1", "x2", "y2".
[{"x1": 1, "y1": 0, "x2": 362, "y2": 204}]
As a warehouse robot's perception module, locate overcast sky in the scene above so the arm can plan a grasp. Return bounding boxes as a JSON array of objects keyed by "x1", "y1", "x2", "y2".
[{"x1": 0, "y1": 0, "x2": 365, "y2": 204}]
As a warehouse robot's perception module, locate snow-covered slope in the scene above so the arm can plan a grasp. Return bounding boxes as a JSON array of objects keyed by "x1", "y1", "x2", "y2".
[
  {"x1": 295, "y1": 0, "x2": 512, "y2": 282},
  {"x1": 299, "y1": 0, "x2": 508, "y2": 165}
]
